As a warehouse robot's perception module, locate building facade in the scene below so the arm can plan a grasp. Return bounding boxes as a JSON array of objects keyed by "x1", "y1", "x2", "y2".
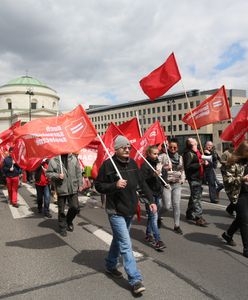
[
  {"x1": 87, "y1": 88, "x2": 247, "y2": 153},
  {"x1": 0, "y1": 75, "x2": 60, "y2": 133}
]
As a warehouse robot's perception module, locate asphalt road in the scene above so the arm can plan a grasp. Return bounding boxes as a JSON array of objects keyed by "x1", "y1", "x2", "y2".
[{"x1": 0, "y1": 179, "x2": 247, "y2": 300}]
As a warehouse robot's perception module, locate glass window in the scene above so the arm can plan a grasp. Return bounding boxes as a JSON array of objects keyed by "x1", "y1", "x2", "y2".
[
  {"x1": 179, "y1": 124, "x2": 182, "y2": 131},
  {"x1": 130, "y1": 111, "x2": 133, "y2": 117},
  {"x1": 190, "y1": 102, "x2": 194, "y2": 108},
  {"x1": 184, "y1": 103, "x2": 188, "y2": 109},
  {"x1": 157, "y1": 107, "x2": 160, "y2": 113},
  {"x1": 196, "y1": 100, "x2": 200, "y2": 106},
  {"x1": 153, "y1": 117, "x2": 156, "y2": 122},
  {"x1": 178, "y1": 103, "x2": 182, "y2": 110},
  {"x1": 8, "y1": 102, "x2": 12, "y2": 110},
  {"x1": 122, "y1": 112, "x2": 125, "y2": 118},
  {"x1": 126, "y1": 111, "x2": 129, "y2": 117},
  {"x1": 184, "y1": 124, "x2": 188, "y2": 130},
  {"x1": 147, "y1": 118, "x2": 151, "y2": 124},
  {"x1": 152, "y1": 107, "x2": 155, "y2": 113},
  {"x1": 31, "y1": 102, "x2": 37, "y2": 109},
  {"x1": 168, "y1": 125, "x2": 171, "y2": 132},
  {"x1": 173, "y1": 125, "x2": 177, "y2": 131},
  {"x1": 162, "y1": 116, "x2": 166, "y2": 122},
  {"x1": 143, "y1": 109, "x2": 146, "y2": 114},
  {"x1": 162, "y1": 106, "x2": 165, "y2": 112},
  {"x1": 173, "y1": 115, "x2": 176, "y2": 121},
  {"x1": 167, "y1": 105, "x2": 171, "y2": 111},
  {"x1": 168, "y1": 115, "x2": 171, "y2": 122},
  {"x1": 173, "y1": 104, "x2": 176, "y2": 110},
  {"x1": 147, "y1": 108, "x2": 151, "y2": 114}
]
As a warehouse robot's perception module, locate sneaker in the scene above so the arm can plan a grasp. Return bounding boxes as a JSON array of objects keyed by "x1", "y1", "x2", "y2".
[
  {"x1": 145, "y1": 235, "x2": 154, "y2": 243},
  {"x1": 195, "y1": 217, "x2": 208, "y2": 227},
  {"x1": 153, "y1": 240, "x2": 166, "y2": 250},
  {"x1": 105, "y1": 268, "x2": 123, "y2": 279},
  {"x1": 222, "y1": 232, "x2": 236, "y2": 246},
  {"x1": 174, "y1": 226, "x2": 183, "y2": 235},
  {"x1": 12, "y1": 203, "x2": 19, "y2": 208},
  {"x1": 132, "y1": 281, "x2": 146, "y2": 294},
  {"x1": 44, "y1": 212, "x2": 52, "y2": 218},
  {"x1": 67, "y1": 223, "x2": 74, "y2": 232}
]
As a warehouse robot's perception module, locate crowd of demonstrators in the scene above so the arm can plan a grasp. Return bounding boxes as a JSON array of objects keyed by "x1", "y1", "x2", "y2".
[
  {"x1": 140, "y1": 145, "x2": 166, "y2": 250},
  {"x1": 34, "y1": 159, "x2": 52, "y2": 218},
  {"x1": 2, "y1": 147, "x2": 22, "y2": 208},
  {"x1": 203, "y1": 141, "x2": 224, "y2": 204},
  {"x1": 220, "y1": 143, "x2": 236, "y2": 217},
  {"x1": 221, "y1": 140, "x2": 248, "y2": 258},
  {"x1": 95, "y1": 135, "x2": 157, "y2": 295},
  {"x1": 160, "y1": 140, "x2": 185, "y2": 235},
  {"x1": 183, "y1": 138, "x2": 208, "y2": 227},
  {"x1": 46, "y1": 153, "x2": 83, "y2": 237}
]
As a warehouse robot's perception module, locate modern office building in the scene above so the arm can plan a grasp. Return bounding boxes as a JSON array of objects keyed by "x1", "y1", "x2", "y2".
[
  {"x1": 87, "y1": 88, "x2": 247, "y2": 153},
  {"x1": 0, "y1": 75, "x2": 60, "y2": 133}
]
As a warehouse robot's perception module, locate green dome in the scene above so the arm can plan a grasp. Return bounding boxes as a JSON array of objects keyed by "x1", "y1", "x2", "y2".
[{"x1": 2, "y1": 76, "x2": 54, "y2": 91}]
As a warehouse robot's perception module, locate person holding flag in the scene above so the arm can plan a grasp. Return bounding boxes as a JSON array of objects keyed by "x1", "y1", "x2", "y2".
[
  {"x1": 183, "y1": 138, "x2": 208, "y2": 227},
  {"x1": 94, "y1": 135, "x2": 156, "y2": 295},
  {"x1": 2, "y1": 147, "x2": 22, "y2": 207}
]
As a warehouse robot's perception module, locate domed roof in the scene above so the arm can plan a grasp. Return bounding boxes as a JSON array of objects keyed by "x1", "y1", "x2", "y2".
[{"x1": 1, "y1": 75, "x2": 55, "y2": 91}]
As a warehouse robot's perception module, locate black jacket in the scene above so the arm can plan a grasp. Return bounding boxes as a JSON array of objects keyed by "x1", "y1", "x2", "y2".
[
  {"x1": 183, "y1": 150, "x2": 202, "y2": 181},
  {"x1": 2, "y1": 156, "x2": 21, "y2": 178},
  {"x1": 95, "y1": 155, "x2": 154, "y2": 217},
  {"x1": 140, "y1": 157, "x2": 163, "y2": 197}
]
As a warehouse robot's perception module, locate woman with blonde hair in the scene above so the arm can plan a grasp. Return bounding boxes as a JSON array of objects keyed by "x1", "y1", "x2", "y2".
[{"x1": 222, "y1": 140, "x2": 248, "y2": 258}]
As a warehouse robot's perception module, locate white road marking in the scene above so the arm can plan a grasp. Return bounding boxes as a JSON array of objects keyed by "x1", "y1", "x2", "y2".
[{"x1": 83, "y1": 223, "x2": 143, "y2": 258}]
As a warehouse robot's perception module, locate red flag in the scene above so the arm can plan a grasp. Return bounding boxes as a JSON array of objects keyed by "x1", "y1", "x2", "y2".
[
  {"x1": 13, "y1": 105, "x2": 97, "y2": 159},
  {"x1": 118, "y1": 117, "x2": 141, "y2": 144},
  {"x1": 11, "y1": 139, "x2": 44, "y2": 171},
  {"x1": 0, "y1": 121, "x2": 21, "y2": 145},
  {"x1": 130, "y1": 121, "x2": 167, "y2": 167},
  {"x1": 182, "y1": 86, "x2": 231, "y2": 129},
  {"x1": 91, "y1": 123, "x2": 122, "y2": 179},
  {"x1": 139, "y1": 53, "x2": 181, "y2": 100},
  {"x1": 220, "y1": 100, "x2": 248, "y2": 147}
]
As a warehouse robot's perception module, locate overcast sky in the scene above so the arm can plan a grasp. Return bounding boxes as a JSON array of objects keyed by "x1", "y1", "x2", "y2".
[{"x1": 0, "y1": 0, "x2": 247, "y2": 111}]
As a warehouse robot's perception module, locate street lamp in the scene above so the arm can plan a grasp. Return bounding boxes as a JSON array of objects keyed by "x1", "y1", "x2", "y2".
[{"x1": 26, "y1": 88, "x2": 34, "y2": 121}]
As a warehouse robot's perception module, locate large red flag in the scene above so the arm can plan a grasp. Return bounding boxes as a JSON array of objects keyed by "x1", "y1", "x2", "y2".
[
  {"x1": 0, "y1": 121, "x2": 21, "y2": 145},
  {"x1": 130, "y1": 121, "x2": 167, "y2": 167},
  {"x1": 118, "y1": 117, "x2": 141, "y2": 144},
  {"x1": 91, "y1": 123, "x2": 122, "y2": 179},
  {"x1": 139, "y1": 53, "x2": 181, "y2": 100},
  {"x1": 182, "y1": 86, "x2": 231, "y2": 129},
  {"x1": 220, "y1": 100, "x2": 248, "y2": 147},
  {"x1": 13, "y1": 105, "x2": 97, "y2": 159}
]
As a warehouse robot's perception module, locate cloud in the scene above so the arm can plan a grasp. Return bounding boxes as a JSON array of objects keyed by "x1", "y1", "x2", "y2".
[{"x1": 0, "y1": 0, "x2": 247, "y2": 111}]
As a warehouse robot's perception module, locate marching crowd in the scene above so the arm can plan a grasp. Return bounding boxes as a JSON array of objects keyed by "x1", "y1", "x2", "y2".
[{"x1": 1, "y1": 136, "x2": 248, "y2": 295}]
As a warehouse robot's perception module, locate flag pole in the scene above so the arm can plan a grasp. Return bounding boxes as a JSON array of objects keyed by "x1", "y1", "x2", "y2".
[
  {"x1": 97, "y1": 134, "x2": 123, "y2": 180},
  {"x1": 180, "y1": 80, "x2": 204, "y2": 154},
  {"x1": 135, "y1": 111, "x2": 143, "y2": 136},
  {"x1": 59, "y1": 155, "x2": 64, "y2": 175}
]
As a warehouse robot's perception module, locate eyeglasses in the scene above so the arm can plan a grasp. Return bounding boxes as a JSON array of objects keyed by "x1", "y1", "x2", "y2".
[{"x1": 120, "y1": 146, "x2": 131, "y2": 151}]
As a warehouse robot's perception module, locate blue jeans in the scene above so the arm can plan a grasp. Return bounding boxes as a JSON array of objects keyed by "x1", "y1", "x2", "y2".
[
  {"x1": 186, "y1": 180, "x2": 203, "y2": 219},
  {"x1": 145, "y1": 195, "x2": 160, "y2": 242},
  {"x1": 35, "y1": 184, "x2": 51, "y2": 213},
  {"x1": 106, "y1": 214, "x2": 143, "y2": 286}
]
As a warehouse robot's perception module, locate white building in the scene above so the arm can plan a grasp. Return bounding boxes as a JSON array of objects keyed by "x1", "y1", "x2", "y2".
[{"x1": 0, "y1": 75, "x2": 60, "y2": 132}]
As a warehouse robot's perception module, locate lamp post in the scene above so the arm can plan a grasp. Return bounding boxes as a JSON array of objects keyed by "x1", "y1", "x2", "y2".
[{"x1": 26, "y1": 88, "x2": 34, "y2": 121}]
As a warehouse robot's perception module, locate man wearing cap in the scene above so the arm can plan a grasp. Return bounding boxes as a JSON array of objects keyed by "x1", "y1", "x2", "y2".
[{"x1": 95, "y1": 135, "x2": 156, "y2": 295}]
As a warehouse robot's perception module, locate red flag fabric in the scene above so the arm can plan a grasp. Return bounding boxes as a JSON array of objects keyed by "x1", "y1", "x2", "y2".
[
  {"x1": 130, "y1": 121, "x2": 167, "y2": 167},
  {"x1": 117, "y1": 117, "x2": 141, "y2": 144},
  {"x1": 13, "y1": 105, "x2": 97, "y2": 159},
  {"x1": 182, "y1": 86, "x2": 231, "y2": 129},
  {"x1": 91, "y1": 123, "x2": 122, "y2": 179},
  {"x1": 139, "y1": 53, "x2": 181, "y2": 100},
  {"x1": 0, "y1": 121, "x2": 21, "y2": 145},
  {"x1": 11, "y1": 139, "x2": 44, "y2": 171},
  {"x1": 220, "y1": 100, "x2": 248, "y2": 147}
]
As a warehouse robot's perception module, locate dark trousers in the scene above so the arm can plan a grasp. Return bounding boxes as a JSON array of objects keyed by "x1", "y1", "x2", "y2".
[
  {"x1": 58, "y1": 194, "x2": 79, "y2": 232},
  {"x1": 227, "y1": 193, "x2": 248, "y2": 250},
  {"x1": 36, "y1": 184, "x2": 50, "y2": 213},
  {"x1": 186, "y1": 180, "x2": 203, "y2": 219}
]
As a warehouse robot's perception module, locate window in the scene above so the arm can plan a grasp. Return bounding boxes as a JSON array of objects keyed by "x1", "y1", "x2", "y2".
[
  {"x1": 162, "y1": 106, "x2": 165, "y2": 112},
  {"x1": 152, "y1": 107, "x2": 155, "y2": 113},
  {"x1": 190, "y1": 102, "x2": 194, "y2": 108},
  {"x1": 178, "y1": 114, "x2": 182, "y2": 120},
  {"x1": 179, "y1": 124, "x2": 182, "y2": 131},
  {"x1": 173, "y1": 104, "x2": 176, "y2": 110},
  {"x1": 168, "y1": 115, "x2": 171, "y2": 122},
  {"x1": 162, "y1": 116, "x2": 166, "y2": 122},
  {"x1": 218, "y1": 130, "x2": 222, "y2": 137},
  {"x1": 173, "y1": 115, "x2": 176, "y2": 121},
  {"x1": 147, "y1": 108, "x2": 151, "y2": 114},
  {"x1": 8, "y1": 102, "x2": 12, "y2": 110},
  {"x1": 168, "y1": 125, "x2": 171, "y2": 132},
  {"x1": 101, "y1": 116, "x2": 103, "y2": 121},
  {"x1": 118, "y1": 113, "x2": 121, "y2": 118},
  {"x1": 157, "y1": 107, "x2": 160, "y2": 113},
  {"x1": 157, "y1": 116, "x2": 161, "y2": 122},
  {"x1": 31, "y1": 102, "x2": 37, "y2": 109},
  {"x1": 184, "y1": 124, "x2": 188, "y2": 130},
  {"x1": 152, "y1": 117, "x2": 156, "y2": 122},
  {"x1": 173, "y1": 125, "x2": 177, "y2": 131},
  {"x1": 196, "y1": 100, "x2": 200, "y2": 106},
  {"x1": 126, "y1": 112, "x2": 129, "y2": 117},
  {"x1": 130, "y1": 111, "x2": 133, "y2": 117},
  {"x1": 178, "y1": 103, "x2": 182, "y2": 110},
  {"x1": 167, "y1": 105, "x2": 171, "y2": 111},
  {"x1": 184, "y1": 103, "x2": 188, "y2": 109},
  {"x1": 122, "y1": 112, "x2": 125, "y2": 118},
  {"x1": 147, "y1": 118, "x2": 151, "y2": 124},
  {"x1": 143, "y1": 109, "x2": 146, "y2": 114}
]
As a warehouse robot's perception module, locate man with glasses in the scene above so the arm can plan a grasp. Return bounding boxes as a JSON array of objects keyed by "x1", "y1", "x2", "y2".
[{"x1": 95, "y1": 135, "x2": 156, "y2": 295}]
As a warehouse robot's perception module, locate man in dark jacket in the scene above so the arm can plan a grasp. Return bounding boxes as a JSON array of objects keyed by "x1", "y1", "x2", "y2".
[
  {"x1": 183, "y1": 138, "x2": 208, "y2": 227},
  {"x1": 46, "y1": 154, "x2": 83, "y2": 237},
  {"x1": 95, "y1": 135, "x2": 156, "y2": 295},
  {"x1": 2, "y1": 147, "x2": 21, "y2": 207}
]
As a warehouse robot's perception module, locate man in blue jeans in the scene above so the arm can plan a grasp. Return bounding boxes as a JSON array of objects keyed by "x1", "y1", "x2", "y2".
[{"x1": 95, "y1": 135, "x2": 156, "y2": 295}]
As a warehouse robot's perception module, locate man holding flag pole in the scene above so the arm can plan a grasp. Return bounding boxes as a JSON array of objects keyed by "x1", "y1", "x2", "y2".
[{"x1": 95, "y1": 135, "x2": 157, "y2": 295}]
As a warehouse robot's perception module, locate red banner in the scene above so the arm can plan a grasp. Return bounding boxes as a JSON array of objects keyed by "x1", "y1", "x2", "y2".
[
  {"x1": 130, "y1": 121, "x2": 167, "y2": 167},
  {"x1": 117, "y1": 117, "x2": 141, "y2": 144},
  {"x1": 220, "y1": 100, "x2": 248, "y2": 147},
  {"x1": 182, "y1": 86, "x2": 231, "y2": 129},
  {"x1": 139, "y1": 53, "x2": 181, "y2": 100},
  {"x1": 0, "y1": 121, "x2": 21, "y2": 146},
  {"x1": 13, "y1": 105, "x2": 97, "y2": 159}
]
